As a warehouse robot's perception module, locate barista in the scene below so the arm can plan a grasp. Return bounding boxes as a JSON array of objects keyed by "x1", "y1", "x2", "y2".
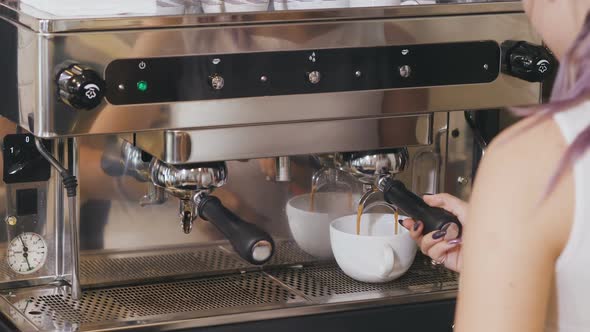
[{"x1": 401, "y1": 1, "x2": 590, "y2": 331}]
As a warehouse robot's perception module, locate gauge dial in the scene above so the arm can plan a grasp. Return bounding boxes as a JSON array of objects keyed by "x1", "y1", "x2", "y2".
[
  {"x1": 7, "y1": 232, "x2": 47, "y2": 274},
  {"x1": 9, "y1": 299, "x2": 44, "y2": 326}
]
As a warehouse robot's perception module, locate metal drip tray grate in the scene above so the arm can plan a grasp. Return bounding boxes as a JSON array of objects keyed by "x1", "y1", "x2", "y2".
[
  {"x1": 80, "y1": 240, "x2": 318, "y2": 287},
  {"x1": 263, "y1": 240, "x2": 319, "y2": 266},
  {"x1": 1, "y1": 254, "x2": 457, "y2": 331},
  {"x1": 268, "y1": 254, "x2": 458, "y2": 302},
  {"x1": 80, "y1": 245, "x2": 249, "y2": 287},
  {"x1": 9, "y1": 272, "x2": 304, "y2": 330}
]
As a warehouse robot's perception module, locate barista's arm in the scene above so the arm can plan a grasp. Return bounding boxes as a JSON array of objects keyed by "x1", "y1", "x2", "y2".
[{"x1": 453, "y1": 116, "x2": 573, "y2": 332}]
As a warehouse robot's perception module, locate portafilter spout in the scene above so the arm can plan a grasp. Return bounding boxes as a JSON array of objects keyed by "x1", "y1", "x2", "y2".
[{"x1": 338, "y1": 148, "x2": 462, "y2": 241}]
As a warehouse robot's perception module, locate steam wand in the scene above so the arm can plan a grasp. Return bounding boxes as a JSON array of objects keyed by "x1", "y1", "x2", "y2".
[{"x1": 34, "y1": 138, "x2": 81, "y2": 300}]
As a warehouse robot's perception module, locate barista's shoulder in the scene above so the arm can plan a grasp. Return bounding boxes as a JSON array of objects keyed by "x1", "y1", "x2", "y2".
[
  {"x1": 486, "y1": 114, "x2": 566, "y2": 163},
  {"x1": 471, "y1": 114, "x2": 573, "y2": 252},
  {"x1": 473, "y1": 113, "x2": 567, "y2": 205}
]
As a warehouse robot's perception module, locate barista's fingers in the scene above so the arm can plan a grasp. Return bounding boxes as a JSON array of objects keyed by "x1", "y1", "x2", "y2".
[
  {"x1": 427, "y1": 240, "x2": 461, "y2": 264},
  {"x1": 423, "y1": 193, "x2": 468, "y2": 223},
  {"x1": 400, "y1": 218, "x2": 414, "y2": 230},
  {"x1": 404, "y1": 219, "x2": 424, "y2": 244},
  {"x1": 419, "y1": 231, "x2": 445, "y2": 256}
]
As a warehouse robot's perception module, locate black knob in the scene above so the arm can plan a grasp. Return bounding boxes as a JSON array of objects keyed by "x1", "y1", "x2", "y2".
[
  {"x1": 57, "y1": 64, "x2": 105, "y2": 110},
  {"x1": 501, "y1": 41, "x2": 556, "y2": 83}
]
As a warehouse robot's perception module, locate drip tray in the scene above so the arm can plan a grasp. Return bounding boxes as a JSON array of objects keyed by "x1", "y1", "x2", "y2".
[
  {"x1": 1, "y1": 272, "x2": 305, "y2": 331},
  {"x1": 80, "y1": 240, "x2": 319, "y2": 288},
  {"x1": 268, "y1": 255, "x2": 458, "y2": 304},
  {"x1": 80, "y1": 244, "x2": 249, "y2": 287},
  {"x1": 0, "y1": 255, "x2": 458, "y2": 331}
]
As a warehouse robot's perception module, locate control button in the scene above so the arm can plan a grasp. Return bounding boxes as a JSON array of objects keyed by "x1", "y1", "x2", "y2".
[
  {"x1": 260, "y1": 75, "x2": 268, "y2": 83},
  {"x1": 209, "y1": 74, "x2": 225, "y2": 90},
  {"x1": 138, "y1": 61, "x2": 147, "y2": 70},
  {"x1": 57, "y1": 64, "x2": 105, "y2": 110},
  {"x1": 307, "y1": 71, "x2": 321, "y2": 85},
  {"x1": 137, "y1": 80, "x2": 148, "y2": 92},
  {"x1": 399, "y1": 65, "x2": 412, "y2": 78},
  {"x1": 355, "y1": 70, "x2": 362, "y2": 78}
]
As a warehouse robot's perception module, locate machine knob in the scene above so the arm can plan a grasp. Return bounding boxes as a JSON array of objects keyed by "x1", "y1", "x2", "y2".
[
  {"x1": 501, "y1": 41, "x2": 556, "y2": 83},
  {"x1": 209, "y1": 74, "x2": 225, "y2": 90},
  {"x1": 399, "y1": 65, "x2": 412, "y2": 78},
  {"x1": 57, "y1": 64, "x2": 105, "y2": 110},
  {"x1": 307, "y1": 71, "x2": 321, "y2": 84}
]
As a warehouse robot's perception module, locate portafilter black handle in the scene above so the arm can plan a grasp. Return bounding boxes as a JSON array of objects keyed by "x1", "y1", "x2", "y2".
[
  {"x1": 197, "y1": 195, "x2": 275, "y2": 265},
  {"x1": 379, "y1": 178, "x2": 462, "y2": 240}
]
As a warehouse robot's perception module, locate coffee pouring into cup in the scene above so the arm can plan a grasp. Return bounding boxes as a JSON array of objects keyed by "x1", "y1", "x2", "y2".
[
  {"x1": 336, "y1": 148, "x2": 463, "y2": 242},
  {"x1": 286, "y1": 154, "x2": 358, "y2": 259}
]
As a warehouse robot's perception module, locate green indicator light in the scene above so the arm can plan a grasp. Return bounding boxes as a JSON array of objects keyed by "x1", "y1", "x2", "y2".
[{"x1": 137, "y1": 80, "x2": 148, "y2": 92}]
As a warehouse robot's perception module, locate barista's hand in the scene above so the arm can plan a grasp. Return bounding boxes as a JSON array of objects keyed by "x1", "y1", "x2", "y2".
[{"x1": 401, "y1": 193, "x2": 467, "y2": 273}]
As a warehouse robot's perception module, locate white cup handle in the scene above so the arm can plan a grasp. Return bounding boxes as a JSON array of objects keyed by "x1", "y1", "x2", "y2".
[{"x1": 379, "y1": 244, "x2": 396, "y2": 278}]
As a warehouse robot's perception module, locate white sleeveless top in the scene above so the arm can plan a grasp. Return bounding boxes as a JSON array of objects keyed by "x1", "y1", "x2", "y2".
[{"x1": 545, "y1": 101, "x2": 590, "y2": 331}]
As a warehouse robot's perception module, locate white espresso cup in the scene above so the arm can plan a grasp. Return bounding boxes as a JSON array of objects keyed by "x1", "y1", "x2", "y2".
[
  {"x1": 349, "y1": 0, "x2": 401, "y2": 7},
  {"x1": 330, "y1": 213, "x2": 417, "y2": 283},
  {"x1": 286, "y1": 192, "x2": 356, "y2": 259}
]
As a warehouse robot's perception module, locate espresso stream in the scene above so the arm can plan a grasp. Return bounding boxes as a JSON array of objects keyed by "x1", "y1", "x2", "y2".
[
  {"x1": 355, "y1": 204, "x2": 399, "y2": 236},
  {"x1": 309, "y1": 187, "x2": 398, "y2": 236}
]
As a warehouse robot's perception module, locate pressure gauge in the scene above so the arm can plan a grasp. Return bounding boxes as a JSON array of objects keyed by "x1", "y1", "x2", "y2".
[
  {"x1": 10, "y1": 298, "x2": 44, "y2": 326},
  {"x1": 7, "y1": 232, "x2": 47, "y2": 274}
]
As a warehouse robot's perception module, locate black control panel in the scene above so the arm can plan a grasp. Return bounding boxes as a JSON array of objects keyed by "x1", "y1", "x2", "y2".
[
  {"x1": 3, "y1": 134, "x2": 51, "y2": 184},
  {"x1": 105, "y1": 41, "x2": 500, "y2": 105}
]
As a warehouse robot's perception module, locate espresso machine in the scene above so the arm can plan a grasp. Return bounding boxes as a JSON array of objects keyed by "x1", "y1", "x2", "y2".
[{"x1": 0, "y1": 0, "x2": 554, "y2": 330}]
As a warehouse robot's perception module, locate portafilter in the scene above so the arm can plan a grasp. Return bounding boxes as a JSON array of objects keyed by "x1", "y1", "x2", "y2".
[
  {"x1": 115, "y1": 141, "x2": 274, "y2": 265},
  {"x1": 338, "y1": 148, "x2": 462, "y2": 241}
]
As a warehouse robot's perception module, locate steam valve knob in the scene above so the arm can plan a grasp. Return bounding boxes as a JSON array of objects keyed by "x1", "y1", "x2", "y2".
[
  {"x1": 399, "y1": 65, "x2": 412, "y2": 78},
  {"x1": 57, "y1": 64, "x2": 105, "y2": 110},
  {"x1": 307, "y1": 71, "x2": 321, "y2": 84},
  {"x1": 209, "y1": 74, "x2": 225, "y2": 90},
  {"x1": 501, "y1": 41, "x2": 556, "y2": 83}
]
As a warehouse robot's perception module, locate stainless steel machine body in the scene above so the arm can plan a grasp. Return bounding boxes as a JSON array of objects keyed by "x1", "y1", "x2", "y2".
[{"x1": 0, "y1": 0, "x2": 548, "y2": 331}]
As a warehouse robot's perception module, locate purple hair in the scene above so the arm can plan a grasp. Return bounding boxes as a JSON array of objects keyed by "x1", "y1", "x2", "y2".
[{"x1": 511, "y1": 14, "x2": 590, "y2": 196}]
